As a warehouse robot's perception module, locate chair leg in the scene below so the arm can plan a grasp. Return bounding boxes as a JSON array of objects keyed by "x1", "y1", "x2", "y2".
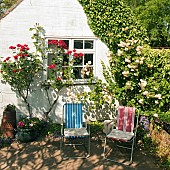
[
  {"x1": 103, "y1": 136, "x2": 107, "y2": 159},
  {"x1": 130, "y1": 138, "x2": 135, "y2": 163}
]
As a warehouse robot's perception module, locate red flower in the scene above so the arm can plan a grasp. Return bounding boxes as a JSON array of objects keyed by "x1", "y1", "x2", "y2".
[
  {"x1": 79, "y1": 53, "x2": 84, "y2": 57},
  {"x1": 65, "y1": 50, "x2": 72, "y2": 55},
  {"x1": 14, "y1": 55, "x2": 18, "y2": 59},
  {"x1": 57, "y1": 77, "x2": 61, "y2": 81},
  {"x1": 17, "y1": 44, "x2": 22, "y2": 47},
  {"x1": 48, "y1": 64, "x2": 56, "y2": 69},
  {"x1": 73, "y1": 53, "x2": 78, "y2": 58},
  {"x1": 3, "y1": 60, "x2": 6, "y2": 62},
  {"x1": 6, "y1": 57, "x2": 10, "y2": 61},
  {"x1": 24, "y1": 44, "x2": 28, "y2": 47},
  {"x1": 9, "y1": 46, "x2": 16, "y2": 49},
  {"x1": 23, "y1": 53, "x2": 29, "y2": 57},
  {"x1": 13, "y1": 70, "x2": 17, "y2": 73},
  {"x1": 58, "y1": 40, "x2": 68, "y2": 49},
  {"x1": 48, "y1": 40, "x2": 58, "y2": 45},
  {"x1": 73, "y1": 49, "x2": 76, "y2": 52}
]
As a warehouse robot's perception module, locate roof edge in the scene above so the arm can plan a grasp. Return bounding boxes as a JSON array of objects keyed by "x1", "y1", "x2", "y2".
[{"x1": 0, "y1": 0, "x2": 24, "y2": 20}]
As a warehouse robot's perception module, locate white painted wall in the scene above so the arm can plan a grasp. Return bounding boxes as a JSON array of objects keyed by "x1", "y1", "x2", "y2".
[{"x1": 0, "y1": 0, "x2": 109, "y2": 123}]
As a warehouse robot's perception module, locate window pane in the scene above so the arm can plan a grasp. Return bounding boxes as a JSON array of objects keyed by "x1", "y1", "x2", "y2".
[
  {"x1": 62, "y1": 40, "x2": 69, "y2": 48},
  {"x1": 73, "y1": 67, "x2": 83, "y2": 79},
  {"x1": 73, "y1": 57, "x2": 83, "y2": 66},
  {"x1": 84, "y1": 54, "x2": 93, "y2": 65},
  {"x1": 74, "y1": 40, "x2": 83, "y2": 49},
  {"x1": 85, "y1": 40, "x2": 93, "y2": 49},
  {"x1": 63, "y1": 54, "x2": 69, "y2": 66}
]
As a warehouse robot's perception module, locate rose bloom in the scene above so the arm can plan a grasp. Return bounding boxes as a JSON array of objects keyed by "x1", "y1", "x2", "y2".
[
  {"x1": 125, "y1": 58, "x2": 131, "y2": 63},
  {"x1": 138, "y1": 99, "x2": 144, "y2": 104},
  {"x1": 57, "y1": 77, "x2": 61, "y2": 81},
  {"x1": 117, "y1": 49, "x2": 123, "y2": 56},
  {"x1": 122, "y1": 71, "x2": 129, "y2": 77},
  {"x1": 140, "y1": 79, "x2": 147, "y2": 89},
  {"x1": 48, "y1": 64, "x2": 56, "y2": 69},
  {"x1": 79, "y1": 53, "x2": 84, "y2": 57},
  {"x1": 154, "y1": 94, "x2": 162, "y2": 99},
  {"x1": 143, "y1": 91, "x2": 149, "y2": 96}
]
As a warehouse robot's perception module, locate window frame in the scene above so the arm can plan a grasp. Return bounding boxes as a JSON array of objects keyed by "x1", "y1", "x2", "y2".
[{"x1": 44, "y1": 36, "x2": 97, "y2": 84}]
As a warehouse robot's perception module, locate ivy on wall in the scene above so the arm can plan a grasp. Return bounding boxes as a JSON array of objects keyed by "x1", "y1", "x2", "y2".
[
  {"x1": 78, "y1": 0, "x2": 148, "y2": 53},
  {"x1": 78, "y1": 0, "x2": 170, "y2": 122}
]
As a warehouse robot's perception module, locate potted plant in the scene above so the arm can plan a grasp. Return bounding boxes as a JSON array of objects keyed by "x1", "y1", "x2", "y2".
[
  {"x1": 1, "y1": 104, "x2": 16, "y2": 138},
  {"x1": 17, "y1": 117, "x2": 43, "y2": 142}
]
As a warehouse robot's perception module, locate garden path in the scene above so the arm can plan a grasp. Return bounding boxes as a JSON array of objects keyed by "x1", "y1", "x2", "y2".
[{"x1": 0, "y1": 135, "x2": 163, "y2": 170}]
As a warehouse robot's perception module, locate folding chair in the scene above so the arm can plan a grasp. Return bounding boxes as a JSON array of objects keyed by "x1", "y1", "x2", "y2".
[
  {"x1": 103, "y1": 106, "x2": 139, "y2": 164},
  {"x1": 60, "y1": 103, "x2": 90, "y2": 159}
]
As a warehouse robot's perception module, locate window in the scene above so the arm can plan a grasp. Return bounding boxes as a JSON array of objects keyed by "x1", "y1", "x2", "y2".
[{"x1": 47, "y1": 38, "x2": 96, "y2": 81}]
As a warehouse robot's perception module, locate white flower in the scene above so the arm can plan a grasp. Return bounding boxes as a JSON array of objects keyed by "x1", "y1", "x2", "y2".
[
  {"x1": 143, "y1": 91, "x2": 149, "y2": 96},
  {"x1": 140, "y1": 57, "x2": 145, "y2": 61},
  {"x1": 138, "y1": 99, "x2": 144, "y2": 104},
  {"x1": 125, "y1": 47, "x2": 129, "y2": 51},
  {"x1": 118, "y1": 49, "x2": 123, "y2": 56},
  {"x1": 154, "y1": 94, "x2": 162, "y2": 99},
  {"x1": 29, "y1": 123, "x2": 34, "y2": 127},
  {"x1": 122, "y1": 71, "x2": 129, "y2": 77},
  {"x1": 126, "y1": 81, "x2": 131, "y2": 89},
  {"x1": 118, "y1": 41, "x2": 126, "y2": 47},
  {"x1": 88, "y1": 61, "x2": 91, "y2": 65},
  {"x1": 139, "y1": 60, "x2": 144, "y2": 64},
  {"x1": 140, "y1": 79, "x2": 147, "y2": 89},
  {"x1": 136, "y1": 46, "x2": 143, "y2": 52},
  {"x1": 148, "y1": 64, "x2": 153, "y2": 68},
  {"x1": 154, "y1": 87, "x2": 158, "y2": 91},
  {"x1": 125, "y1": 58, "x2": 131, "y2": 63},
  {"x1": 127, "y1": 64, "x2": 132, "y2": 68},
  {"x1": 86, "y1": 71, "x2": 90, "y2": 76},
  {"x1": 135, "y1": 59, "x2": 140, "y2": 64},
  {"x1": 155, "y1": 100, "x2": 159, "y2": 104},
  {"x1": 153, "y1": 113, "x2": 159, "y2": 118}
]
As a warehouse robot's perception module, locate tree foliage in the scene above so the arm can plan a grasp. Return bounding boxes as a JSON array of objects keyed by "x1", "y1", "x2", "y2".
[
  {"x1": 124, "y1": 0, "x2": 170, "y2": 47},
  {"x1": 79, "y1": 0, "x2": 170, "y2": 122}
]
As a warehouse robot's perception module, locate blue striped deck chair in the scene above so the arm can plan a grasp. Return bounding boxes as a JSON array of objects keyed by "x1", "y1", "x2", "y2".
[{"x1": 60, "y1": 103, "x2": 90, "y2": 159}]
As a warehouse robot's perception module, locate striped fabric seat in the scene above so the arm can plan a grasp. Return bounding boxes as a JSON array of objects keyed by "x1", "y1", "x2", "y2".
[
  {"x1": 103, "y1": 106, "x2": 139, "y2": 164},
  {"x1": 61, "y1": 103, "x2": 90, "y2": 158},
  {"x1": 108, "y1": 106, "x2": 135, "y2": 142}
]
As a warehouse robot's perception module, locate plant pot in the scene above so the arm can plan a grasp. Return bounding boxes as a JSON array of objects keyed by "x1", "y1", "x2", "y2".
[
  {"x1": 17, "y1": 128, "x2": 37, "y2": 143},
  {"x1": 1, "y1": 104, "x2": 16, "y2": 138}
]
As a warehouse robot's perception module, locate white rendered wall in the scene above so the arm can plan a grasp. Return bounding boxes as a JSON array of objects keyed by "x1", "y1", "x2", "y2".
[{"x1": 0, "y1": 0, "x2": 109, "y2": 123}]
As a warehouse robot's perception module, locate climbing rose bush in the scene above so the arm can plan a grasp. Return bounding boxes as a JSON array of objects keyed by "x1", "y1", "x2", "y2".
[{"x1": 0, "y1": 43, "x2": 42, "y2": 116}]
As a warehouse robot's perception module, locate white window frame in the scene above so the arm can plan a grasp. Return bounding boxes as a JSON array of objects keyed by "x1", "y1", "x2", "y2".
[{"x1": 43, "y1": 36, "x2": 97, "y2": 84}]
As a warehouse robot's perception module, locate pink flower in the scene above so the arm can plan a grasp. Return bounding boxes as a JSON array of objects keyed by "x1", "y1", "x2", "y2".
[
  {"x1": 18, "y1": 121, "x2": 25, "y2": 128},
  {"x1": 57, "y1": 77, "x2": 61, "y2": 81}
]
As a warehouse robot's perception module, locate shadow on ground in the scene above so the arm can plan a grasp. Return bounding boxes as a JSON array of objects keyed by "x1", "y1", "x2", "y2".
[{"x1": 0, "y1": 135, "x2": 163, "y2": 170}]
